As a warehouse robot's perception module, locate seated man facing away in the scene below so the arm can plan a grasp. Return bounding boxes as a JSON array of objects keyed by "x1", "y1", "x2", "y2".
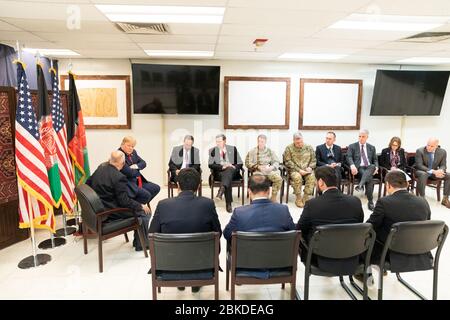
[
  {"x1": 86, "y1": 151, "x2": 151, "y2": 251},
  {"x1": 149, "y1": 168, "x2": 222, "y2": 293},
  {"x1": 297, "y1": 166, "x2": 364, "y2": 274},
  {"x1": 223, "y1": 174, "x2": 295, "y2": 278},
  {"x1": 361, "y1": 171, "x2": 432, "y2": 278}
]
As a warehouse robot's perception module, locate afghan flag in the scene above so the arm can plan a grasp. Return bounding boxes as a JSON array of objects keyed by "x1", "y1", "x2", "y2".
[
  {"x1": 67, "y1": 72, "x2": 90, "y2": 185},
  {"x1": 36, "y1": 62, "x2": 62, "y2": 207}
]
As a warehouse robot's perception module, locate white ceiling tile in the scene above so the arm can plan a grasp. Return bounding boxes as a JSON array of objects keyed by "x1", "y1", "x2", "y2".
[
  {"x1": 136, "y1": 43, "x2": 215, "y2": 51},
  {"x1": 74, "y1": 49, "x2": 147, "y2": 58},
  {"x1": 374, "y1": 41, "x2": 450, "y2": 51},
  {"x1": 91, "y1": 0, "x2": 227, "y2": 5},
  {"x1": 0, "y1": 30, "x2": 47, "y2": 41},
  {"x1": 312, "y1": 28, "x2": 419, "y2": 41},
  {"x1": 356, "y1": 0, "x2": 450, "y2": 16},
  {"x1": 35, "y1": 32, "x2": 131, "y2": 42},
  {"x1": 169, "y1": 24, "x2": 221, "y2": 35},
  {"x1": 220, "y1": 24, "x2": 320, "y2": 37},
  {"x1": 129, "y1": 34, "x2": 217, "y2": 44},
  {"x1": 228, "y1": 0, "x2": 372, "y2": 12},
  {"x1": 214, "y1": 50, "x2": 279, "y2": 60}
]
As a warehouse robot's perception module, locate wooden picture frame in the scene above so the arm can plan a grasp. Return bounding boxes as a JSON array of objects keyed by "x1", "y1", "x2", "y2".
[
  {"x1": 224, "y1": 76, "x2": 290, "y2": 129},
  {"x1": 299, "y1": 78, "x2": 362, "y2": 130},
  {"x1": 60, "y1": 75, "x2": 131, "y2": 129}
]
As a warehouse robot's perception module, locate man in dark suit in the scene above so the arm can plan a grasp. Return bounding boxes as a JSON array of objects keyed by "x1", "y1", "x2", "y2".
[
  {"x1": 208, "y1": 134, "x2": 243, "y2": 213},
  {"x1": 223, "y1": 174, "x2": 295, "y2": 279},
  {"x1": 86, "y1": 151, "x2": 151, "y2": 251},
  {"x1": 367, "y1": 170, "x2": 431, "y2": 263},
  {"x1": 316, "y1": 131, "x2": 343, "y2": 187},
  {"x1": 118, "y1": 136, "x2": 160, "y2": 206},
  {"x1": 297, "y1": 166, "x2": 364, "y2": 276},
  {"x1": 149, "y1": 168, "x2": 221, "y2": 293},
  {"x1": 168, "y1": 135, "x2": 201, "y2": 183},
  {"x1": 346, "y1": 129, "x2": 379, "y2": 211},
  {"x1": 415, "y1": 138, "x2": 450, "y2": 208}
]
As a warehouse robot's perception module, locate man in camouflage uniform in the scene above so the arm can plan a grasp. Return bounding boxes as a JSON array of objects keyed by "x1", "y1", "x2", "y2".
[
  {"x1": 283, "y1": 131, "x2": 316, "y2": 208},
  {"x1": 245, "y1": 134, "x2": 283, "y2": 202}
]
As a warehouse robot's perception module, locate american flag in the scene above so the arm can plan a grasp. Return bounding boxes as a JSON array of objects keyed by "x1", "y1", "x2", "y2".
[
  {"x1": 51, "y1": 68, "x2": 76, "y2": 214},
  {"x1": 15, "y1": 62, "x2": 55, "y2": 231}
]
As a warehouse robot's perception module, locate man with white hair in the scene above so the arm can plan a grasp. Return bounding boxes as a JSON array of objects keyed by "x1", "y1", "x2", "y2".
[
  {"x1": 245, "y1": 134, "x2": 283, "y2": 202},
  {"x1": 346, "y1": 129, "x2": 379, "y2": 211},
  {"x1": 283, "y1": 131, "x2": 316, "y2": 208},
  {"x1": 415, "y1": 138, "x2": 450, "y2": 208},
  {"x1": 86, "y1": 151, "x2": 152, "y2": 251}
]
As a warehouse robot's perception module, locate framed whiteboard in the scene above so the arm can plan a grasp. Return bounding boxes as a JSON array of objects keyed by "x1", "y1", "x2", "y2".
[
  {"x1": 224, "y1": 76, "x2": 290, "y2": 129},
  {"x1": 299, "y1": 78, "x2": 362, "y2": 130}
]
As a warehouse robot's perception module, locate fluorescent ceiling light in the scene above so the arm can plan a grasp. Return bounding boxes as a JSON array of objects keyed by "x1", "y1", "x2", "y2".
[
  {"x1": 278, "y1": 53, "x2": 347, "y2": 60},
  {"x1": 95, "y1": 5, "x2": 225, "y2": 24},
  {"x1": 145, "y1": 50, "x2": 214, "y2": 58},
  {"x1": 329, "y1": 14, "x2": 448, "y2": 31},
  {"x1": 396, "y1": 57, "x2": 450, "y2": 64},
  {"x1": 22, "y1": 48, "x2": 80, "y2": 56}
]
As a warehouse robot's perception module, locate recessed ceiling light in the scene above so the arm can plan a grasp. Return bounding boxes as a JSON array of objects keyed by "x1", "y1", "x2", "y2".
[
  {"x1": 144, "y1": 50, "x2": 214, "y2": 58},
  {"x1": 278, "y1": 53, "x2": 347, "y2": 60},
  {"x1": 22, "y1": 48, "x2": 80, "y2": 56},
  {"x1": 396, "y1": 57, "x2": 450, "y2": 64},
  {"x1": 329, "y1": 14, "x2": 448, "y2": 31},
  {"x1": 95, "y1": 5, "x2": 225, "y2": 24}
]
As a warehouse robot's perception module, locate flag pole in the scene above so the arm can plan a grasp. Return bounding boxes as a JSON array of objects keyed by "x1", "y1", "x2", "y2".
[{"x1": 18, "y1": 193, "x2": 52, "y2": 269}]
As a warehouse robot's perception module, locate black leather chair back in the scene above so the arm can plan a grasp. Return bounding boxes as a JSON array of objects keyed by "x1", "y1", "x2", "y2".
[
  {"x1": 75, "y1": 184, "x2": 106, "y2": 231},
  {"x1": 388, "y1": 221, "x2": 448, "y2": 255},
  {"x1": 151, "y1": 232, "x2": 218, "y2": 271},
  {"x1": 310, "y1": 223, "x2": 374, "y2": 259},
  {"x1": 234, "y1": 231, "x2": 300, "y2": 269}
]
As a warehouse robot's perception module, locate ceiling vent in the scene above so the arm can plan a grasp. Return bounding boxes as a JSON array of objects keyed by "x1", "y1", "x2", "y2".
[
  {"x1": 399, "y1": 32, "x2": 450, "y2": 43},
  {"x1": 115, "y1": 22, "x2": 170, "y2": 35}
]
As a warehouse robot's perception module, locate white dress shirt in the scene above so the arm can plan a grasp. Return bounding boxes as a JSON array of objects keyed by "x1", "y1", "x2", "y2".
[{"x1": 181, "y1": 148, "x2": 191, "y2": 169}]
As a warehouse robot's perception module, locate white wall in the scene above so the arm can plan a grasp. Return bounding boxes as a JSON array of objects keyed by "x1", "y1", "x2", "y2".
[{"x1": 58, "y1": 58, "x2": 450, "y2": 186}]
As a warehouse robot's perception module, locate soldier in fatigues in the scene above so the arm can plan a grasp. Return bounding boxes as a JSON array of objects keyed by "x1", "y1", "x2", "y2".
[
  {"x1": 283, "y1": 131, "x2": 316, "y2": 208},
  {"x1": 245, "y1": 134, "x2": 283, "y2": 202}
]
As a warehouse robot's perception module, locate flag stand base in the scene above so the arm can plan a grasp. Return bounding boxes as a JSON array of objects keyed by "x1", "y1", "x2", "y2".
[
  {"x1": 18, "y1": 254, "x2": 51, "y2": 269},
  {"x1": 55, "y1": 227, "x2": 76, "y2": 237},
  {"x1": 38, "y1": 237, "x2": 66, "y2": 249},
  {"x1": 66, "y1": 218, "x2": 76, "y2": 226}
]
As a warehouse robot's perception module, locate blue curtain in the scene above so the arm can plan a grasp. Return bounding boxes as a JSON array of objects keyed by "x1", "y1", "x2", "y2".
[{"x1": 0, "y1": 43, "x2": 57, "y2": 89}]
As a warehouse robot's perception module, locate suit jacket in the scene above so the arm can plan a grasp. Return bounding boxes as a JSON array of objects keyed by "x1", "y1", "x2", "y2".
[
  {"x1": 297, "y1": 188, "x2": 364, "y2": 274},
  {"x1": 379, "y1": 147, "x2": 407, "y2": 170},
  {"x1": 415, "y1": 146, "x2": 447, "y2": 173},
  {"x1": 118, "y1": 148, "x2": 149, "y2": 197},
  {"x1": 208, "y1": 145, "x2": 243, "y2": 174},
  {"x1": 86, "y1": 162, "x2": 142, "y2": 213},
  {"x1": 366, "y1": 190, "x2": 432, "y2": 272},
  {"x1": 315, "y1": 144, "x2": 343, "y2": 167},
  {"x1": 149, "y1": 191, "x2": 222, "y2": 235},
  {"x1": 168, "y1": 145, "x2": 201, "y2": 177},
  {"x1": 346, "y1": 142, "x2": 378, "y2": 169},
  {"x1": 223, "y1": 199, "x2": 295, "y2": 242}
]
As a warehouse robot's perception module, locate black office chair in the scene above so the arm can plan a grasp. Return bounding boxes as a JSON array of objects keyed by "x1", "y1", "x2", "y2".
[
  {"x1": 167, "y1": 168, "x2": 202, "y2": 198},
  {"x1": 209, "y1": 168, "x2": 245, "y2": 205},
  {"x1": 227, "y1": 230, "x2": 301, "y2": 300},
  {"x1": 377, "y1": 221, "x2": 448, "y2": 300},
  {"x1": 75, "y1": 184, "x2": 148, "y2": 273},
  {"x1": 148, "y1": 232, "x2": 220, "y2": 300},
  {"x1": 302, "y1": 223, "x2": 375, "y2": 300}
]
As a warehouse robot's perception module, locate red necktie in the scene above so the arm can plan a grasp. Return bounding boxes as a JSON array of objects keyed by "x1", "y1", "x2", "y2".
[
  {"x1": 129, "y1": 154, "x2": 142, "y2": 188},
  {"x1": 221, "y1": 150, "x2": 225, "y2": 160}
]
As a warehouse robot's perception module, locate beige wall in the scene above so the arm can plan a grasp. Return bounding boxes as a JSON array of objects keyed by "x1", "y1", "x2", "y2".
[{"x1": 58, "y1": 58, "x2": 450, "y2": 186}]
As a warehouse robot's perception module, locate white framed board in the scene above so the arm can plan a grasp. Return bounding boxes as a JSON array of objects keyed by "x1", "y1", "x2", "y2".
[
  {"x1": 224, "y1": 76, "x2": 290, "y2": 129},
  {"x1": 299, "y1": 78, "x2": 362, "y2": 130}
]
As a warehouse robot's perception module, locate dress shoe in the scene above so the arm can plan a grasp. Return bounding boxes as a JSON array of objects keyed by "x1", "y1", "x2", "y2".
[
  {"x1": 355, "y1": 185, "x2": 364, "y2": 193},
  {"x1": 191, "y1": 286, "x2": 201, "y2": 293},
  {"x1": 441, "y1": 196, "x2": 450, "y2": 209},
  {"x1": 226, "y1": 203, "x2": 233, "y2": 213},
  {"x1": 295, "y1": 194, "x2": 304, "y2": 208},
  {"x1": 177, "y1": 287, "x2": 185, "y2": 291},
  {"x1": 353, "y1": 273, "x2": 374, "y2": 287},
  {"x1": 368, "y1": 201, "x2": 375, "y2": 211},
  {"x1": 216, "y1": 186, "x2": 225, "y2": 200}
]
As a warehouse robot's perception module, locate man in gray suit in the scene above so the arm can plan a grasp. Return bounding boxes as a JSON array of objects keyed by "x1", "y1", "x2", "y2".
[
  {"x1": 415, "y1": 137, "x2": 450, "y2": 208},
  {"x1": 346, "y1": 129, "x2": 379, "y2": 211},
  {"x1": 208, "y1": 134, "x2": 243, "y2": 213}
]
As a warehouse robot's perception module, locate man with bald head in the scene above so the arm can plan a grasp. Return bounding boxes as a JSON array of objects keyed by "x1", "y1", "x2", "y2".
[
  {"x1": 415, "y1": 138, "x2": 450, "y2": 208},
  {"x1": 86, "y1": 151, "x2": 152, "y2": 250}
]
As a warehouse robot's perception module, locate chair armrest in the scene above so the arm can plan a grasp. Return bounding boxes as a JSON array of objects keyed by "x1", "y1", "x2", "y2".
[{"x1": 97, "y1": 207, "x2": 135, "y2": 218}]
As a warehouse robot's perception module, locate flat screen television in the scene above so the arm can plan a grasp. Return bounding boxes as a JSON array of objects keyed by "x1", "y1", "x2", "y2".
[
  {"x1": 370, "y1": 70, "x2": 450, "y2": 116},
  {"x1": 132, "y1": 63, "x2": 220, "y2": 114}
]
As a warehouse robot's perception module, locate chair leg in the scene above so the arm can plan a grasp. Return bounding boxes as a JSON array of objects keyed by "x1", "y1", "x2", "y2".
[
  {"x1": 158, "y1": 287, "x2": 161, "y2": 293},
  {"x1": 437, "y1": 183, "x2": 441, "y2": 202},
  {"x1": 290, "y1": 282, "x2": 296, "y2": 300},
  {"x1": 238, "y1": 185, "x2": 240, "y2": 198},
  {"x1": 226, "y1": 260, "x2": 230, "y2": 291},
  {"x1": 82, "y1": 223, "x2": 88, "y2": 255},
  {"x1": 304, "y1": 273, "x2": 309, "y2": 300},
  {"x1": 349, "y1": 276, "x2": 370, "y2": 300},
  {"x1": 231, "y1": 280, "x2": 235, "y2": 300},
  {"x1": 124, "y1": 233, "x2": 129, "y2": 243},
  {"x1": 281, "y1": 283, "x2": 285, "y2": 289},
  {"x1": 378, "y1": 182, "x2": 382, "y2": 200},
  {"x1": 241, "y1": 184, "x2": 245, "y2": 205},
  {"x1": 215, "y1": 280, "x2": 219, "y2": 300},
  {"x1": 285, "y1": 182, "x2": 290, "y2": 203},
  {"x1": 136, "y1": 226, "x2": 148, "y2": 258},
  {"x1": 433, "y1": 267, "x2": 439, "y2": 300},
  {"x1": 396, "y1": 273, "x2": 427, "y2": 300},
  {"x1": 152, "y1": 282, "x2": 157, "y2": 300},
  {"x1": 339, "y1": 276, "x2": 357, "y2": 300},
  {"x1": 211, "y1": 184, "x2": 214, "y2": 199},
  {"x1": 98, "y1": 237, "x2": 103, "y2": 273},
  {"x1": 168, "y1": 185, "x2": 170, "y2": 198}
]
